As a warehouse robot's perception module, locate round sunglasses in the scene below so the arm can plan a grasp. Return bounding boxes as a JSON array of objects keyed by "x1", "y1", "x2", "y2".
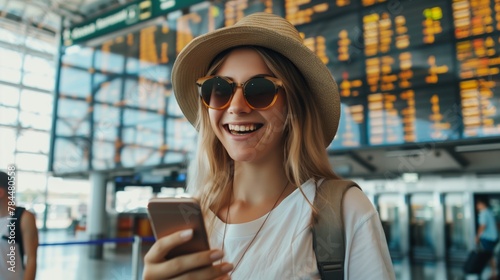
[{"x1": 196, "y1": 75, "x2": 283, "y2": 110}]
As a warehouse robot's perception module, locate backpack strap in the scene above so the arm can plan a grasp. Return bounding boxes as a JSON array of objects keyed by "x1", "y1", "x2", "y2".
[
  {"x1": 312, "y1": 179, "x2": 360, "y2": 280},
  {"x1": 14, "y1": 206, "x2": 26, "y2": 269}
]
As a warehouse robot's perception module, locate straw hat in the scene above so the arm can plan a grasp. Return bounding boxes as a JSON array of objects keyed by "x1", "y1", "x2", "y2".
[{"x1": 172, "y1": 12, "x2": 340, "y2": 146}]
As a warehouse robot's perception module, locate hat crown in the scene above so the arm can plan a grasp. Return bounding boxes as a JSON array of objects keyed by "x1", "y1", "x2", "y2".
[{"x1": 234, "y1": 13, "x2": 303, "y2": 44}]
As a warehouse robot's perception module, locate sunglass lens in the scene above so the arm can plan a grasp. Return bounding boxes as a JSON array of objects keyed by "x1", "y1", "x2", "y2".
[
  {"x1": 201, "y1": 77, "x2": 233, "y2": 109},
  {"x1": 244, "y1": 77, "x2": 277, "y2": 108}
]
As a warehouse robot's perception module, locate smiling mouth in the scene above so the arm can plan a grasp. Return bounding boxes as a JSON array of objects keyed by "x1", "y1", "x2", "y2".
[{"x1": 226, "y1": 123, "x2": 263, "y2": 135}]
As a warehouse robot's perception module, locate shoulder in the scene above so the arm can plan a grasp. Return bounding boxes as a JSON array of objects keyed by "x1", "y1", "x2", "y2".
[
  {"x1": 342, "y1": 187, "x2": 378, "y2": 231},
  {"x1": 20, "y1": 209, "x2": 37, "y2": 231}
]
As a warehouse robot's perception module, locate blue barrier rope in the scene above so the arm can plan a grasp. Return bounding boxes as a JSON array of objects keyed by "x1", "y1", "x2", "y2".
[{"x1": 39, "y1": 236, "x2": 156, "y2": 246}]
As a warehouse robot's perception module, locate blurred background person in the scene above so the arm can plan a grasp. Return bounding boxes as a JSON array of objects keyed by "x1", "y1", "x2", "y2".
[
  {"x1": 0, "y1": 171, "x2": 39, "y2": 280},
  {"x1": 476, "y1": 197, "x2": 499, "y2": 279}
]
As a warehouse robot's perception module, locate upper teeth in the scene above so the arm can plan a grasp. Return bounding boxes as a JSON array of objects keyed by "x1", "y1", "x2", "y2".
[{"x1": 228, "y1": 124, "x2": 258, "y2": 132}]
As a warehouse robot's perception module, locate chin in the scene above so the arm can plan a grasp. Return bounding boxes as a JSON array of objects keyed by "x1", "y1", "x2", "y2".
[{"x1": 228, "y1": 149, "x2": 262, "y2": 163}]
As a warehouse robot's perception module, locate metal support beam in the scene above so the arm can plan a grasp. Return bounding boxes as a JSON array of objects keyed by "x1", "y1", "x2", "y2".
[
  {"x1": 443, "y1": 147, "x2": 469, "y2": 168},
  {"x1": 347, "y1": 151, "x2": 377, "y2": 173}
]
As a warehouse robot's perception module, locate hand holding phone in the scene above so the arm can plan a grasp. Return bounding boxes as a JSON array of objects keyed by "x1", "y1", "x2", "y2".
[
  {"x1": 147, "y1": 197, "x2": 210, "y2": 259},
  {"x1": 143, "y1": 197, "x2": 233, "y2": 280}
]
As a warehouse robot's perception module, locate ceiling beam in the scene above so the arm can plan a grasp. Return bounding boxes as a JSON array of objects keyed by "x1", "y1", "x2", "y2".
[
  {"x1": 347, "y1": 151, "x2": 377, "y2": 173},
  {"x1": 16, "y1": 0, "x2": 84, "y2": 22}
]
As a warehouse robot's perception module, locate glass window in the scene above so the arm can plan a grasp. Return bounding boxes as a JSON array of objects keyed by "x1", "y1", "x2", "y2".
[
  {"x1": 166, "y1": 118, "x2": 197, "y2": 152},
  {"x1": 20, "y1": 89, "x2": 53, "y2": 114},
  {"x1": 410, "y1": 193, "x2": 435, "y2": 250},
  {"x1": 15, "y1": 152, "x2": 48, "y2": 172},
  {"x1": 23, "y1": 72, "x2": 54, "y2": 91},
  {"x1": 25, "y1": 36, "x2": 57, "y2": 55},
  {"x1": 0, "y1": 47, "x2": 22, "y2": 69},
  {"x1": 166, "y1": 93, "x2": 184, "y2": 117},
  {"x1": 0, "y1": 127, "x2": 17, "y2": 169},
  {"x1": 0, "y1": 66, "x2": 22, "y2": 83},
  {"x1": 59, "y1": 66, "x2": 91, "y2": 98},
  {"x1": 121, "y1": 146, "x2": 161, "y2": 168},
  {"x1": 115, "y1": 186, "x2": 153, "y2": 212},
  {"x1": 57, "y1": 98, "x2": 89, "y2": 119},
  {"x1": 94, "y1": 73, "x2": 122, "y2": 104},
  {"x1": 55, "y1": 99, "x2": 90, "y2": 136},
  {"x1": 62, "y1": 45, "x2": 94, "y2": 69},
  {"x1": 17, "y1": 130, "x2": 50, "y2": 154},
  {"x1": 92, "y1": 141, "x2": 115, "y2": 170},
  {"x1": 0, "y1": 27, "x2": 20, "y2": 44},
  {"x1": 0, "y1": 106, "x2": 19, "y2": 125},
  {"x1": 122, "y1": 109, "x2": 164, "y2": 148},
  {"x1": 123, "y1": 78, "x2": 166, "y2": 110},
  {"x1": 51, "y1": 138, "x2": 89, "y2": 173},
  {"x1": 24, "y1": 54, "x2": 54, "y2": 75},
  {"x1": 19, "y1": 111, "x2": 52, "y2": 131},
  {"x1": 94, "y1": 48, "x2": 124, "y2": 74},
  {"x1": 444, "y1": 194, "x2": 467, "y2": 251},
  {"x1": 0, "y1": 84, "x2": 20, "y2": 107},
  {"x1": 15, "y1": 171, "x2": 48, "y2": 192},
  {"x1": 93, "y1": 105, "x2": 119, "y2": 141},
  {"x1": 377, "y1": 194, "x2": 401, "y2": 254}
]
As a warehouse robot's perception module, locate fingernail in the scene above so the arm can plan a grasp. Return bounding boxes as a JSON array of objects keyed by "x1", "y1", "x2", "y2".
[
  {"x1": 221, "y1": 263, "x2": 233, "y2": 273},
  {"x1": 210, "y1": 250, "x2": 224, "y2": 261},
  {"x1": 179, "y1": 229, "x2": 193, "y2": 240}
]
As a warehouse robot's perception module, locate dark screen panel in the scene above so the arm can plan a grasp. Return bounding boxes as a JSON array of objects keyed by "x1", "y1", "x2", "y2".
[
  {"x1": 455, "y1": 9, "x2": 500, "y2": 138},
  {"x1": 297, "y1": 13, "x2": 366, "y2": 149},
  {"x1": 362, "y1": 0, "x2": 387, "y2": 7},
  {"x1": 363, "y1": 1, "x2": 453, "y2": 56},
  {"x1": 453, "y1": 0, "x2": 500, "y2": 39},
  {"x1": 460, "y1": 79, "x2": 500, "y2": 138},
  {"x1": 171, "y1": 4, "x2": 225, "y2": 55},
  {"x1": 224, "y1": 0, "x2": 285, "y2": 26},
  {"x1": 285, "y1": 0, "x2": 360, "y2": 25},
  {"x1": 368, "y1": 86, "x2": 461, "y2": 146},
  {"x1": 330, "y1": 98, "x2": 365, "y2": 149},
  {"x1": 365, "y1": 43, "x2": 455, "y2": 93}
]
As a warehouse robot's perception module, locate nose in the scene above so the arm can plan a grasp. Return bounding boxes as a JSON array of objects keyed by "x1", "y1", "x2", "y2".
[{"x1": 227, "y1": 85, "x2": 251, "y2": 114}]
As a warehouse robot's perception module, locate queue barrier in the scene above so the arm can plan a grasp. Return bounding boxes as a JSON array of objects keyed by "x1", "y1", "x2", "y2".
[{"x1": 39, "y1": 235, "x2": 155, "y2": 280}]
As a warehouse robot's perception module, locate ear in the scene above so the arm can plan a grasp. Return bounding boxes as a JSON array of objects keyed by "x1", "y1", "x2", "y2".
[{"x1": 0, "y1": 187, "x2": 5, "y2": 198}]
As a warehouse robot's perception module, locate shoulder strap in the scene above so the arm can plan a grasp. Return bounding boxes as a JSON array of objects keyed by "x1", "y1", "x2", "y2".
[
  {"x1": 14, "y1": 206, "x2": 26, "y2": 269},
  {"x1": 312, "y1": 179, "x2": 360, "y2": 280}
]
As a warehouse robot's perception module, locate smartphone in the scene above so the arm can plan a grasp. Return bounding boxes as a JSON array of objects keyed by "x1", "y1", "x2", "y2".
[{"x1": 147, "y1": 197, "x2": 210, "y2": 259}]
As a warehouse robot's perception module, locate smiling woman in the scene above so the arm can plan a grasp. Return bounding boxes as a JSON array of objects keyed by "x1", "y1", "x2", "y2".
[{"x1": 143, "y1": 12, "x2": 395, "y2": 280}]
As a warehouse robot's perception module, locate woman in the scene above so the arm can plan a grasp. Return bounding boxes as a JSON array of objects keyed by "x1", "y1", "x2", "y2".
[{"x1": 143, "y1": 12, "x2": 394, "y2": 279}]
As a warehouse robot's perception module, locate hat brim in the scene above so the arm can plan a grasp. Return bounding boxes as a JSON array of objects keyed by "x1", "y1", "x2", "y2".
[{"x1": 172, "y1": 24, "x2": 340, "y2": 147}]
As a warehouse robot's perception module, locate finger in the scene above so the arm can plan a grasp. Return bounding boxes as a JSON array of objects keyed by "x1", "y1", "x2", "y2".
[
  {"x1": 144, "y1": 229, "x2": 193, "y2": 263},
  {"x1": 146, "y1": 249, "x2": 229, "y2": 279},
  {"x1": 172, "y1": 262, "x2": 233, "y2": 280},
  {"x1": 214, "y1": 273, "x2": 232, "y2": 280}
]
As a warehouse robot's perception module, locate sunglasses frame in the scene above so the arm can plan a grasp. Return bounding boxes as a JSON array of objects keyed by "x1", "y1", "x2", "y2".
[{"x1": 196, "y1": 75, "x2": 284, "y2": 110}]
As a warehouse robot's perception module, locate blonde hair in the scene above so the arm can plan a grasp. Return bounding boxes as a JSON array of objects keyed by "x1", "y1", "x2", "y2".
[{"x1": 186, "y1": 46, "x2": 339, "y2": 231}]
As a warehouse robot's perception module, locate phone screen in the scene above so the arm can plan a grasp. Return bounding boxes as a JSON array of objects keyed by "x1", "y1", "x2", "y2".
[{"x1": 147, "y1": 197, "x2": 210, "y2": 259}]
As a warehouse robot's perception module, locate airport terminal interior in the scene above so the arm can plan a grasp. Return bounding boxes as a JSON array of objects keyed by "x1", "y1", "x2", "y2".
[{"x1": 0, "y1": 0, "x2": 500, "y2": 279}]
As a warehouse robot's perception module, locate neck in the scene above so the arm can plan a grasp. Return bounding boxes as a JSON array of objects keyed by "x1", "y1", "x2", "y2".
[{"x1": 231, "y1": 156, "x2": 290, "y2": 206}]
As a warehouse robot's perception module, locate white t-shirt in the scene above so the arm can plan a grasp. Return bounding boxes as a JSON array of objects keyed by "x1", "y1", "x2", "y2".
[
  {"x1": 0, "y1": 215, "x2": 24, "y2": 280},
  {"x1": 207, "y1": 178, "x2": 395, "y2": 280}
]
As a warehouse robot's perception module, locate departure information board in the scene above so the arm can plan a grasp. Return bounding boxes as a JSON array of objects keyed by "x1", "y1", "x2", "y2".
[{"x1": 52, "y1": 0, "x2": 500, "y2": 173}]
